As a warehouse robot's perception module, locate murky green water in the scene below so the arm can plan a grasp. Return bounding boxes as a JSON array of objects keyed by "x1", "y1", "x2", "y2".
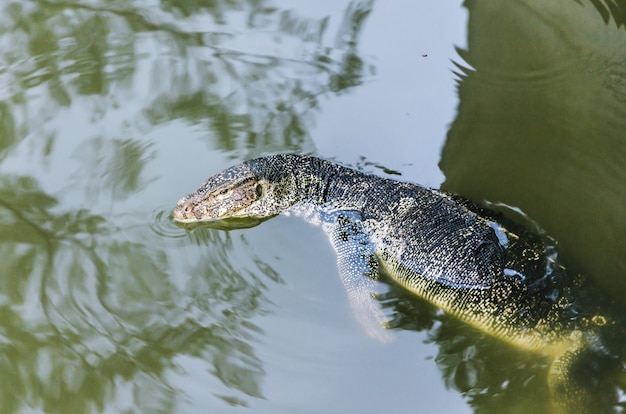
[{"x1": 1, "y1": 1, "x2": 625, "y2": 413}]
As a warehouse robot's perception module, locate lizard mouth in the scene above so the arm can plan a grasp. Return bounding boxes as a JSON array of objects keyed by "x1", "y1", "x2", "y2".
[{"x1": 171, "y1": 215, "x2": 269, "y2": 231}]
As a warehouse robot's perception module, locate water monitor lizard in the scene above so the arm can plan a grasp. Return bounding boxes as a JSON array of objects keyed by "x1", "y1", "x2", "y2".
[{"x1": 171, "y1": 153, "x2": 610, "y2": 411}]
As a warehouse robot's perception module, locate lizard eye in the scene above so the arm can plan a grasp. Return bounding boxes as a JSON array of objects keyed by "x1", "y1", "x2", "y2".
[{"x1": 219, "y1": 188, "x2": 229, "y2": 195}]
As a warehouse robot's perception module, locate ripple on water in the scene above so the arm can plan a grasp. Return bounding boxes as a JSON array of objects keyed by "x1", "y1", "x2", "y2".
[{"x1": 150, "y1": 207, "x2": 189, "y2": 239}]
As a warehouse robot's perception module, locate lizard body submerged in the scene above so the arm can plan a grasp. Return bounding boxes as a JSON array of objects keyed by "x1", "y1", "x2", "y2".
[{"x1": 172, "y1": 154, "x2": 608, "y2": 412}]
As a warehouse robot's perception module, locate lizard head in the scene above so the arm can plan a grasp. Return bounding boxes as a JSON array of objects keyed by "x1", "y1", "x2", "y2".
[{"x1": 172, "y1": 156, "x2": 295, "y2": 223}]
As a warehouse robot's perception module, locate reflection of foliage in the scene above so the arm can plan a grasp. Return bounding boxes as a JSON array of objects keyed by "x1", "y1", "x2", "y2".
[
  {"x1": 380, "y1": 283, "x2": 554, "y2": 413},
  {"x1": 0, "y1": 1, "x2": 378, "y2": 409},
  {"x1": 329, "y1": 0, "x2": 372, "y2": 92},
  {"x1": 71, "y1": 137, "x2": 156, "y2": 201},
  {"x1": 1, "y1": 0, "x2": 374, "y2": 161},
  {"x1": 380, "y1": 276, "x2": 624, "y2": 413},
  {"x1": 160, "y1": 0, "x2": 235, "y2": 21},
  {"x1": 443, "y1": 0, "x2": 626, "y2": 301},
  {"x1": 0, "y1": 102, "x2": 17, "y2": 160},
  {"x1": 577, "y1": 0, "x2": 626, "y2": 28},
  {"x1": 430, "y1": 323, "x2": 552, "y2": 414},
  {"x1": 0, "y1": 174, "x2": 279, "y2": 412}
]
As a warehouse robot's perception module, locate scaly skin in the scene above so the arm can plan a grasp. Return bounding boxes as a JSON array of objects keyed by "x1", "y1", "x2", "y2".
[{"x1": 172, "y1": 153, "x2": 608, "y2": 412}]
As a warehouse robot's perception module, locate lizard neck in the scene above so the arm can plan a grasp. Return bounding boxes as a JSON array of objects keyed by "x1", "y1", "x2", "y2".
[{"x1": 253, "y1": 154, "x2": 372, "y2": 216}]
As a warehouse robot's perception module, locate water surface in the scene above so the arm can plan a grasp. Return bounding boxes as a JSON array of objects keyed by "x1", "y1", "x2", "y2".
[{"x1": 0, "y1": 1, "x2": 624, "y2": 413}]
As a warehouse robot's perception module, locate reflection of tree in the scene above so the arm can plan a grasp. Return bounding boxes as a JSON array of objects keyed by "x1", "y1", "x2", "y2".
[
  {"x1": 1, "y1": 167, "x2": 621, "y2": 412},
  {"x1": 70, "y1": 137, "x2": 156, "y2": 201},
  {"x1": 381, "y1": 283, "x2": 556, "y2": 413},
  {"x1": 581, "y1": 0, "x2": 626, "y2": 28},
  {"x1": 382, "y1": 279, "x2": 623, "y2": 413},
  {"x1": 2, "y1": 0, "x2": 374, "y2": 162},
  {"x1": 0, "y1": 174, "x2": 278, "y2": 412},
  {"x1": 0, "y1": 102, "x2": 17, "y2": 161},
  {"x1": 440, "y1": 0, "x2": 626, "y2": 411},
  {"x1": 0, "y1": 1, "x2": 377, "y2": 412},
  {"x1": 441, "y1": 0, "x2": 626, "y2": 298}
]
